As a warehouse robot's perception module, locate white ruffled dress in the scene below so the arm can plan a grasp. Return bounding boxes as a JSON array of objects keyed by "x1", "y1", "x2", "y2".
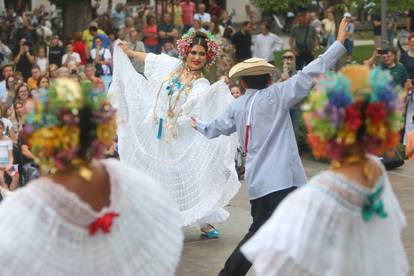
[
  {"x1": 109, "y1": 43, "x2": 240, "y2": 227},
  {"x1": 241, "y1": 157, "x2": 408, "y2": 276},
  {"x1": 0, "y1": 159, "x2": 183, "y2": 276}
]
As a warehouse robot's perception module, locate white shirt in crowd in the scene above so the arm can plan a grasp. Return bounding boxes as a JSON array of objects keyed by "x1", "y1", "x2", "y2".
[
  {"x1": 1, "y1": 118, "x2": 13, "y2": 134},
  {"x1": 90, "y1": 47, "x2": 112, "y2": 75},
  {"x1": 62, "y1": 52, "x2": 81, "y2": 67},
  {"x1": 194, "y1": 12, "x2": 211, "y2": 23},
  {"x1": 0, "y1": 137, "x2": 12, "y2": 165},
  {"x1": 253, "y1": 32, "x2": 283, "y2": 62},
  {"x1": 36, "y1": 57, "x2": 48, "y2": 74},
  {"x1": 0, "y1": 81, "x2": 6, "y2": 98}
]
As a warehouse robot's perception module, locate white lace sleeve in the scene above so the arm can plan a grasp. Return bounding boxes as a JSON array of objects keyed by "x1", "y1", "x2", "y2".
[
  {"x1": 144, "y1": 53, "x2": 181, "y2": 83},
  {"x1": 108, "y1": 40, "x2": 150, "y2": 125},
  {"x1": 183, "y1": 79, "x2": 234, "y2": 121}
]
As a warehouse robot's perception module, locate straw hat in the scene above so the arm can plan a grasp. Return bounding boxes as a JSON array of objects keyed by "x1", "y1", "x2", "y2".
[{"x1": 229, "y1": 58, "x2": 278, "y2": 79}]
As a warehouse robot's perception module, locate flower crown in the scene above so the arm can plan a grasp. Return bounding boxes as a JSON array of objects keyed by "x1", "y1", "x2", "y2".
[
  {"x1": 23, "y1": 78, "x2": 117, "y2": 174},
  {"x1": 176, "y1": 31, "x2": 220, "y2": 66},
  {"x1": 302, "y1": 65, "x2": 404, "y2": 160}
]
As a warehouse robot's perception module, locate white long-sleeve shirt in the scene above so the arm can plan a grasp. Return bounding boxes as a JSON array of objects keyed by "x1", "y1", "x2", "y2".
[
  {"x1": 195, "y1": 41, "x2": 346, "y2": 200},
  {"x1": 253, "y1": 32, "x2": 283, "y2": 62}
]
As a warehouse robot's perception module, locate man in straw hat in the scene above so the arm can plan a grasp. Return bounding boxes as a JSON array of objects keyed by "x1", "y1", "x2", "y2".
[{"x1": 191, "y1": 18, "x2": 349, "y2": 276}]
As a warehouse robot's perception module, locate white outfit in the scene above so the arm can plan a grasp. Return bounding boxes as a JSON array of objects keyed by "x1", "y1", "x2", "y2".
[
  {"x1": 253, "y1": 33, "x2": 283, "y2": 62},
  {"x1": 36, "y1": 57, "x2": 48, "y2": 74},
  {"x1": 0, "y1": 137, "x2": 11, "y2": 165},
  {"x1": 61, "y1": 52, "x2": 81, "y2": 67},
  {"x1": 194, "y1": 12, "x2": 211, "y2": 23},
  {"x1": 109, "y1": 43, "x2": 240, "y2": 227},
  {"x1": 91, "y1": 48, "x2": 112, "y2": 75},
  {"x1": 241, "y1": 156, "x2": 408, "y2": 276},
  {"x1": 0, "y1": 159, "x2": 183, "y2": 276}
]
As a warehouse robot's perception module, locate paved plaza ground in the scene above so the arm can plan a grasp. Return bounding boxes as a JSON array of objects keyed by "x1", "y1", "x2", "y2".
[{"x1": 176, "y1": 159, "x2": 414, "y2": 276}]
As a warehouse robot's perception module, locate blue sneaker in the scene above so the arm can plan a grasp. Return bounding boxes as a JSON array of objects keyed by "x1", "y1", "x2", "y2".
[{"x1": 201, "y1": 228, "x2": 220, "y2": 239}]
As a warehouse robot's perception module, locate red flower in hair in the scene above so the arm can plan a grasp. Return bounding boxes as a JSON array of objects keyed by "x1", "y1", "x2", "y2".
[
  {"x1": 344, "y1": 103, "x2": 362, "y2": 131},
  {"x1": 366, "y1": 102, "x2": 387, "y2": 124}
]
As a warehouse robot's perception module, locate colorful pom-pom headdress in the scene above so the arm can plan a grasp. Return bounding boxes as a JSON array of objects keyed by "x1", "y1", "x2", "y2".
[
  {"x1": 176, "y1": 31, "x2": 220, "y2": 66},
  {"x1": 302, "y1": 65, "x2": 404, "y2": 161},
  {"x1": 23, "y1": 78, "x2": 117, "y2": 175}
]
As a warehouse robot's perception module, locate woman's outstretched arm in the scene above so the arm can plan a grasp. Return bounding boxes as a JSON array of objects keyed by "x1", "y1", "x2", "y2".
[{"x1": 118, "y1": 40, "x2": 147, "y2": 62}]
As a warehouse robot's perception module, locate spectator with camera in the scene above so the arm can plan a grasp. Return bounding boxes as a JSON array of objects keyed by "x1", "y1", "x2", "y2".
[
  {"x1": 365, "y1": 48, "x2": 408, "y2": 87},
  {"x1": 12, "y1": 38, "x2": 35, "y2": 80}
]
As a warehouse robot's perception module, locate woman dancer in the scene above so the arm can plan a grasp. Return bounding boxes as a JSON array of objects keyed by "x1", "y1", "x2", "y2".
[
  {"x1": 111, "y1": 31, "x2": 239, "y2": 237},
  {"x1": 0, "y1": 79, "x2": 183, "y2": 276},
  {"x1": 241, "y1": 65, "x2": 408, "y2": 275}
]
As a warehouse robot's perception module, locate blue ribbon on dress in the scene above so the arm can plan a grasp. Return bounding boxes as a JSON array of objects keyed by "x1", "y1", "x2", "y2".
[
  {"x1": 362, "y1": 185, "x2": 388, "y2": 222},
  {"x1": 157, "y1": 118, "x2": 163, "y2": 140}
]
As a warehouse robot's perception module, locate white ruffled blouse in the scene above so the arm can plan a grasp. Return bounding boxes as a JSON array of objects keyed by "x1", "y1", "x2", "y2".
[
  {"x1": 242, "y1": 156, "x2": 408, "y2": 276},
  {"x1": 0, "y1": 159, "x2": 183, "y2": 276}
]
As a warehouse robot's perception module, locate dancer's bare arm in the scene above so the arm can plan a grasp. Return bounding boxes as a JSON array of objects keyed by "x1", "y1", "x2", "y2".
[{"x1": 118, "y1": 40, "x2": 147, "y2": 61}]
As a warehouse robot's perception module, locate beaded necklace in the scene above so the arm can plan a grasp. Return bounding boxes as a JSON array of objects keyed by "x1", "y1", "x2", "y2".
[{"x1": 153, "y1": 66, "x2": 203, "y2": 140}]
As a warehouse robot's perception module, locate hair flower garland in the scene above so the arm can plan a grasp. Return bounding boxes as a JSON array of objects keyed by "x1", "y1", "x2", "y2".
[
  {"x1": 176, "y1": 31, "x2": 220, "y2": 66},
  {"x1": 23, "y1": 78, "x2": 117, "y2": 174},
  {"x1": 302, "y1": 65, "x2": 404, "y2": 161}
]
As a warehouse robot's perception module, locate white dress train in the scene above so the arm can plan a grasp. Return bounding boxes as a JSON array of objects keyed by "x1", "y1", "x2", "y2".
[{"x1": 109, "y1": 42, "x2": 240, "y2": 227}]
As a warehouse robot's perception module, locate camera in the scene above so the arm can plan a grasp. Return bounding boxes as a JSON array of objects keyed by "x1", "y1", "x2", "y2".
[{"x1": 377, "y1": 48, "x2": 389, "y2": 55}]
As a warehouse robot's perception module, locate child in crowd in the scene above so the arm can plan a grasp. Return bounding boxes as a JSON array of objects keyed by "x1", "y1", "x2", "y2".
[
  {"x1": 230, "y1": 84, "x2": 242, "y2": 99},
  {"x1": 35, "y1": 47, "x2": 48, "y2": 74}
]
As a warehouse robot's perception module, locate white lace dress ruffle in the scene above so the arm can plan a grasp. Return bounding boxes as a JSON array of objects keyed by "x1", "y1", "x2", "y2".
[
  {"x1": 109, "y1": 42, "x2": 240, "y2": 227},
  {"x1": 241, "y1": 156, "x2": 408, "y2": 276},
  {"x1": 0, "y1": 159, "x2": 183, "y2": 276}
]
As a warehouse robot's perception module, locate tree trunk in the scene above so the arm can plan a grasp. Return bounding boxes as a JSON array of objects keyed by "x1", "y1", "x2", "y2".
[{"x1": 62, "y1": 1, "x2": 92, "y2": 41}]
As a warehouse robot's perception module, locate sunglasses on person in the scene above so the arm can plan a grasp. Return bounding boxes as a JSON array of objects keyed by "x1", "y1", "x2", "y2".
[{"x1": 282, "y1": 56, "x2": 294, "y2": 60}]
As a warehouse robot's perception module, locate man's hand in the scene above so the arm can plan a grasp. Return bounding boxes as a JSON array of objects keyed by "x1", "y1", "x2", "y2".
[
  {"x1": 191, "y1": 116, "x2": 197, "y2": 129},
  {"x1": 336, "y1": 17, "x2": 349, "y2": 45},
  {"x1": 280, "y1": 72, "x2": 289, "y2": 81}
]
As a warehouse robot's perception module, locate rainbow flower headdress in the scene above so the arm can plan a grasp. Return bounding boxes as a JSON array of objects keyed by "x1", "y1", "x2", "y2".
[
  {"x1": 23, "y1": 78, "x2": 117, "y2": 175},
  {"x1": 176, "y1": 31, "x2": 220, "y2": 66},
  {"x1": 302, "y1": 65, "x2": 404, "y2": 160}
]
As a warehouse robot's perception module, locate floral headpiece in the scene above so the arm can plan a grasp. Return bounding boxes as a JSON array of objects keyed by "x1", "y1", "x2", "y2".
[
  {"x1": 23, "y1": 78, "x2": 116, "y2": 175},
  {"x1": 303, "y1": 65, "x2": 404, "y2": 161},
  {"x1": 176, "y1": 31, "x2": 220, "y2": 66}
]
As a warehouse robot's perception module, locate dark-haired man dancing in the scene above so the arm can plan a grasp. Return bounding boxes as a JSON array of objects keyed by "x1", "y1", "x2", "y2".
[{"x1": 191, "y1": 18, "x2": 349, "y2": 276}]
